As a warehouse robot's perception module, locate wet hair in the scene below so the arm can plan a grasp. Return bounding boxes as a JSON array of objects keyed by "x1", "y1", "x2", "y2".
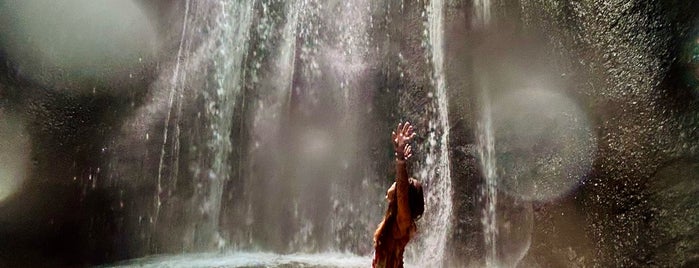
[
  {"x1": 374, "y1": 178, "x2": 425, "y2": 248},
  {"x1": 408, "y1": 178, "x2": 424, "y2": 220}
]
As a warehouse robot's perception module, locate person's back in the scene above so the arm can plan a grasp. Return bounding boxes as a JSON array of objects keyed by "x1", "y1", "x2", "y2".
[
  {"x1": 373, "y1": 122, "x2": 425, "y2": 268},
  {"x1": 373, "y1": 229, "x2": 411, "y2": 267},
  {"x1": 372, "y1": 198, "x2": 416, "y2": 268}
]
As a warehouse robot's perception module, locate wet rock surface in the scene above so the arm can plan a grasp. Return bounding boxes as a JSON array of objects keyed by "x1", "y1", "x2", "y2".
[{"x1": 442, "y1": 0, "x2": 699, "y2": 266}]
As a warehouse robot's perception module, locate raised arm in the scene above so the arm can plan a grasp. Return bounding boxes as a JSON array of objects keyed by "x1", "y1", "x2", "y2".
[{"x1": 392, "y1": 122, "x2": 415, "y2": 238}]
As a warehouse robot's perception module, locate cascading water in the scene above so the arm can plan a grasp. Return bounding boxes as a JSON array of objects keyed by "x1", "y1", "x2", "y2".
[
  {"x1": 225, "y1": 0, "x2": 378, "y2": 254},
  {"x1": 472, "y1": 0, "x2": 512, "y2": 266},
  {"x1": 107, "y1": 0, "x2": 453, "y2": 266},
  {"x1": 213, "y1": 0, "x2": 452, "y2": 260},
  {"x1": 117, "y1": 0, "x2": 257, "y2": 251},
  {"x1": 154, "y1": 0, "x2": 190, "y2": 227},
  {"x1": 407, "y1": 0, "x2": 454, "y2": 265},
  {"x1": 472, "y1": 1, "x2": 499, "y2": 266},
  {"x1": 473, "y1": 1, "x2": 544, "y2": 267},
  {"x1": 229, "y1": 0, "x2": 301, "y2": 250},
  {"x1": 199, "y1": 0, "x2": 256, "y2": 249},
  {"x1": 477, "y1": 91, "x2": 498, "y2": 267},
  {"x1": 472, "y1": 0, "x2": 492, "y2": 27}
]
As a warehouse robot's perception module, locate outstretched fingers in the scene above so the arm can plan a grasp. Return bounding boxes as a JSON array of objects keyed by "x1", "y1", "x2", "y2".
[
  {"x1": 403, "y1": 122, "x2": 416, "y2": 142},
  {"x1": 393, "y1": 122, "x2": 403, "y2": 146},
  {"x1": 404, "y1": 144, "x2": 413, "y2": 160},
  {"x1": 401, "y1": 121, "x2": 411, "y2": 135},
  {"x1": 393, "y1": 121, "x2": 418, "y2": 154}
]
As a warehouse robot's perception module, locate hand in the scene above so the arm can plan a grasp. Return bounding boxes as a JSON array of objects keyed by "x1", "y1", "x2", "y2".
[{"x1": 392, "y1": 121, "x2": 416, "y2": 160}]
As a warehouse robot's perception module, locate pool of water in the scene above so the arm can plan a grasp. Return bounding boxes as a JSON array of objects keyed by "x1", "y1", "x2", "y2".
[{"x1": 104, "y1": 252, "x2": 373, "y2": 268}]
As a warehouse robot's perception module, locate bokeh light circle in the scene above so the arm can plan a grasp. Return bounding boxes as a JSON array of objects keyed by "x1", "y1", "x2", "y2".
[
  {"x1": 492, "y1": 88, "x2": 596, "y2": 201},
  {"x1": 0, "y1": 0, "x2": 158, "y2": 90}
]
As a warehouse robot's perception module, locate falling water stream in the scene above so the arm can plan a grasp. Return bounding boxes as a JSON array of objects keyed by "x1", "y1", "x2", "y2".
[
  {"x1": 107, "y1": 0, "x2": 455, "y2": 266},
  {"x1": 477, "y1": 92, "x2": 498, "y2": 267},
  {"x1": 472, "y1": 0, "x2": 492, "y2": 28},
  {"x1": 410, "y1": 0, "x2": 454, "y2": 265},
  {"x1": 472, "y1": 0, "x2": 499, "y2": 267},
  {"x1": 202, "y1": 0, "x2": 256, "y2": 248}
]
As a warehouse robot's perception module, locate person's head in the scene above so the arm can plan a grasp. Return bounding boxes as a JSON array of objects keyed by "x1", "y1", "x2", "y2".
[
  {"x1": 385, "y1": 178, "x2": 425, "y2": 221},
  {"x1": 408, "y1": 178, "x2": 424, "y2": 220}
]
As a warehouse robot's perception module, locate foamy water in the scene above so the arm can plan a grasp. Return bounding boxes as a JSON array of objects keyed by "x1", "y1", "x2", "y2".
[{"x1": 105, "y1": 252, "x2": 371, "y2": 268}]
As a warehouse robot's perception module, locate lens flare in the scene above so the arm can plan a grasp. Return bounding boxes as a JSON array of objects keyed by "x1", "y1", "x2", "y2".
[
  {"x1": 492, "y1": 88, "x2": 596, "y2": 202},
  {"x1": 0, "y1": 113, "x2": 30, "y2": 203}
]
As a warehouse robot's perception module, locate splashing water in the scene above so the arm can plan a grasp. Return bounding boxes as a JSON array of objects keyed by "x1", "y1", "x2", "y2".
[
  {"x1": 106, "y1": 252, "x2": 370, "y2": 268},
  {"x1": 477, "y1": 90, "x2": 499, "y2": 267},
  {"x1": 408, "y1": 0, "x2": 454, "y2": 265},
  {"x1": 155, "y1": 0, "x2": 256, "y2": 249},
  {"x1": 224, "y1": 0, "x2": 378, "y2": 254},
  {"x1": 201, "y1": 0, "x2": 256, "y2": 249},
  {"x1": 107, "y1": 0, "x2": 454, "y2": 263}
]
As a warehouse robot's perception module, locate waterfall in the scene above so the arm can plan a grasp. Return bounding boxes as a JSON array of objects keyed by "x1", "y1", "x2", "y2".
[
  {"x1": 109, "y1": 0, "x2": 453, "y2": 262},
  {"x1": 155, "y1": 0, "x2": 190, "y2": 226},
  {"x1": 199, "y1": 0, "x2": 255, "y2": 248},
  {"x1": 233, "y1": 0, "x2": 302, "y2": 251},
  {"x1": 473, "y1": 0, "x2": 492, "y2": 27},
  {"x1": 477, "y1": 90, "x2": 498, "y2": 267},
  {"x1": 414, "y1": 0, "x2": 454, "y2": 265},
  {"x1": 473, "y1": 0, "x2": 498, "y2": 266},
  {"x1": 225, "y1": 0, "x2": 376, "y2": 253}
]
